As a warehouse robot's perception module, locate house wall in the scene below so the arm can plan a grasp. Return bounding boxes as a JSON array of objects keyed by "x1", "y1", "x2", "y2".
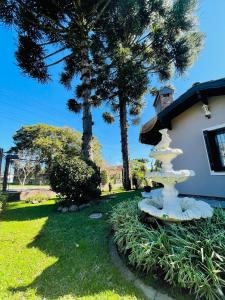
[{"x1": 169, "y1": 95, "x2": 225, "y2": 198}]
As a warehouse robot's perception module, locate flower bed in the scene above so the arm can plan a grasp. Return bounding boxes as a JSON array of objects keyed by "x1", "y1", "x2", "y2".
[{"x1": 111, "y1": 198, "x2": 225, "y2": 300}]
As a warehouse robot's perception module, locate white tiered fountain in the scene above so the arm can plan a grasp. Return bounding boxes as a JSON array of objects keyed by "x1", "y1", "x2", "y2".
[{"x1": 138, "y1": 129, "x2": 213, "y2": 221}]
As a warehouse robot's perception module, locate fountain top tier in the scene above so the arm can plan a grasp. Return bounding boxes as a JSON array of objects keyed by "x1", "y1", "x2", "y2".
[
  {"x1": 155, "y1": 129, "x2": 173, "y2": 150},
  {"x1": 150, "y1": 129, "x2": 193, "y2": 175}
]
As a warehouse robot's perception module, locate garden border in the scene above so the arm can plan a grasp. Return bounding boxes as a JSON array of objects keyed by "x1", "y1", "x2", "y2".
[{"x1": 109, "y1": 236, "x2": 175, "y2": 300}]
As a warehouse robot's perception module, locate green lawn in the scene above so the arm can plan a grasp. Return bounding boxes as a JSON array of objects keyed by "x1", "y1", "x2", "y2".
[{"x1": 0, "y1": 190, "x2": 146, "y2": 300}]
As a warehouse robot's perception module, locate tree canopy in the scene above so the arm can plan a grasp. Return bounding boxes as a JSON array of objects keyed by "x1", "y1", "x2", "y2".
[
  {"x1": 10, "y1": 124, "x2": 104, "y2": 166},
  {"x1": 97, "y1": 0, "x2": 203, "y2": 190}
]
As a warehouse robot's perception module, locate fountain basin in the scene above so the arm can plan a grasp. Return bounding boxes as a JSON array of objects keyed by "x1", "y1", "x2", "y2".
[
  {"x1": 149, "y1": 170, "x2": 195, "y2": 185},
  {"x1": 138, "y1": 196, "x2": 214, "y2": 221},
  {"x1": 151, "y1": 148, "x2": 182, "y2": 161}
]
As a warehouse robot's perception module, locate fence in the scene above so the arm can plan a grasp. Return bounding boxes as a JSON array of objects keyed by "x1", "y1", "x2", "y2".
[{"x1": 0, "y1": 150, "x2": 50, "y2": 191}]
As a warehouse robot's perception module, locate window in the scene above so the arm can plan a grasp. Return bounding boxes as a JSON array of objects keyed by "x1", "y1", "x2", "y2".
[{"x1": 203, "y1": 126, "x2": 225, "y2": 172}]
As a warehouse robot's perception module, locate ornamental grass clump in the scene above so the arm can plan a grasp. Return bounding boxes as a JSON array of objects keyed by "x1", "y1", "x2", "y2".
[{"x1": 111, "y1": 198, "x2": 225, "y2": 300}]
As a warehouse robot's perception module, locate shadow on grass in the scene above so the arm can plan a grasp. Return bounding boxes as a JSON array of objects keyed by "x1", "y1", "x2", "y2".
[
  {"x1": 3, "y1": 190, "x2": 141, "y2": 222},
  {"x1": 6, "y1": 191, "x2": 144, "y2": 299},
  {"x1": 1, "y1": 203, "x2": 56, "y2": 222}
]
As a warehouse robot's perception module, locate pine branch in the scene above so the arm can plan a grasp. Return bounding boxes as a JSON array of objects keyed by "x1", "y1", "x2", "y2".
[
  {"x1": 43, "y1": 47, "x2": 66, "y2": 60},
  {"x1": 38, "y1": 40, "x2": 59, "y2": 46},
  {"x1": 94, "y1": 0, "x2": 111, "y2": 25},
  {"x1": 137, "y1": 32, "x2": 151, "y2": 44},
  {"x1": 46, "y1": 54, "x2": 73, "y2": 67},
  {"x1": 15, "y1": 0, "x2": 68, "y2": 32},
  {"x1": 14, "y1": 0, "x2": 70, "y2": 41}
]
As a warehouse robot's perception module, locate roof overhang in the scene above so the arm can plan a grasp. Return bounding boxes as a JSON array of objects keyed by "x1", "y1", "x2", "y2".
[{"x1": 140, "y1": 78, "x2": 225, "y2": 145}]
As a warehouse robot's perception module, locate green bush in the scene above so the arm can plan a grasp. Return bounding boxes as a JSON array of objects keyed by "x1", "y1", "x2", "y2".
[
  {"x1": 0, "y1": 194, "x2": 8, "y2": 213},
  {"x1": 49, "y1": 157, "x2": 101, "y2": 205},
  {"x1": 132, "y1": 172, "x2": 141, "y2": 189},
  {"x1": 111, "y1": 198, "x2": 225, "y2": 300}
]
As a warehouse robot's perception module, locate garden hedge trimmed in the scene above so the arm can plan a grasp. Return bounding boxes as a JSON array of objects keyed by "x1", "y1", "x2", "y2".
[{"x1": 111, "y1": 198, "x2": 225, "y2": 300}]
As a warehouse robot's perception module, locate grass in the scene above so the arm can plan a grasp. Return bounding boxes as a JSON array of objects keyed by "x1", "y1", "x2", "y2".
[{"x1": 0, "y1": 190, "x2": 146, "y2": 300}]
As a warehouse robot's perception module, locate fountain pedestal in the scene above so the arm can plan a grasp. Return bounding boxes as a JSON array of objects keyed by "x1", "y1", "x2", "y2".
[{"x1": 138, "y1": 129, "x2": 213, "y2": 221}]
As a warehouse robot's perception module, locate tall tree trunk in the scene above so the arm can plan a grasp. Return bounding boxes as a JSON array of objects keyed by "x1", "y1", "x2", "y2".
[
  {"x1": 119, "y1": 97, "x2": 131, "y2": 190},
  {"x1": 81, "y1": 48, "x2": 93, "y2": 161}
]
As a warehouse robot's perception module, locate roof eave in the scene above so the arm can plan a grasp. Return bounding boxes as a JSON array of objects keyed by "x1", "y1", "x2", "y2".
[{"x1": 139, "y1": 78, "x2": 225, "y2": 146}]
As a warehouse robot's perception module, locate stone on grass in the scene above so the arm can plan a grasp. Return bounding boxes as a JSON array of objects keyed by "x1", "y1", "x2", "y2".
[
  {"x1": 57, "y1": 206, "x2": 63, "y2": 211},
  {"x1": 62, "y1": 207, "x2": 69, "y2": 213},
  {"x1": 69, "y1": 204, "x2": 78, "y2": 212},
  {"x1": 89, "y1": 213, "x2": 103, "y2": 219},
  {"x1": 79, "y1": 203, "x2": 90, "y2": 210},
  {"x1": 31, "y1": 200, "x2": 39, "y2": 204}
]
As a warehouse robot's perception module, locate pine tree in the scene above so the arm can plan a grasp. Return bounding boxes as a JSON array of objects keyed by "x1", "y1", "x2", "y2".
[
  {"x1": 0, "y1": 0, "x2": 111, "y2": 161},
  {"x1": 95, "y1": 0, "x2": 203, "y2": 190}
]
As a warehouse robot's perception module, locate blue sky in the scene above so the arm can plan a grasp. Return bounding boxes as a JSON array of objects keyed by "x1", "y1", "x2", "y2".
[{"x1": 1, "y1": 0, "x2": 225, "y2": 165}]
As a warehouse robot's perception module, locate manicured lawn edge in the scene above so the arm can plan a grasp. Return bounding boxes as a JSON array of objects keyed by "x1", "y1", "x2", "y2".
[{"x1": 109, "y1": 235, "x2": 174, "y2": 300}]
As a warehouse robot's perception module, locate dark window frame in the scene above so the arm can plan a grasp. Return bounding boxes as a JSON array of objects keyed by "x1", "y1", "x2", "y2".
[{"x1": 203, "y1": 126, "x2": 225, "y2": 172}]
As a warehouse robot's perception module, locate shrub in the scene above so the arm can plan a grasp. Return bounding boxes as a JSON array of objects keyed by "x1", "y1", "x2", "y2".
[
  {"x1": 132, "y1": 172, "x2": 141, "y2": 189},
  {"x1": 111, "y1": 198, "x2": 225, "y2": 300},
  {"x1": 49, "y1": 157, "x2": 101, "y2": 205},
  {"x1": 24, "y1": 194, "x2": 51, "y2": 203},
  {"x1": 0, "y1": 194, "x2": 8, "y2": 213}
]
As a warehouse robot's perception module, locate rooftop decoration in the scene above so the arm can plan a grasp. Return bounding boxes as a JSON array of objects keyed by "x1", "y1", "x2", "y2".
[{"x1": 138, "y1": 129, "x2": 213, "y2": 221}]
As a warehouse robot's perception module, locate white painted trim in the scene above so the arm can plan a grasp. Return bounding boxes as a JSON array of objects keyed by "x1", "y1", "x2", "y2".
[{"x1": 202, "y1": 123, "x2": 225, "y2": 176}]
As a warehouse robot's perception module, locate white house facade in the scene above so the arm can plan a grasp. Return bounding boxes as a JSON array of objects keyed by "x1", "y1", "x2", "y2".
[{"x1": 140, "y1": 78, "x2": 225, "y2": 198}]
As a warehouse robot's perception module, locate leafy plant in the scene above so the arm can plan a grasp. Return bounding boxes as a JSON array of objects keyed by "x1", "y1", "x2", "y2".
[
  {"x1": 130, "y1": 159, "x2": 148, "y2": 189},
  {"x1": 111, "y1": 199, "x2": 225, "y2": 300},
  {"x1": 49, "y1": 157, "x2": 101, "y2": 205}
]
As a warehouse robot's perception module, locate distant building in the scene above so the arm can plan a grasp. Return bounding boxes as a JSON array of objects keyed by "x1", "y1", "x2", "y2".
[
  {"x1": 140, "y1": 78, "x2": 225, "y2": 198},
  {"x1": 105, "y1": 165, "x2": 123, "y2": 185}
]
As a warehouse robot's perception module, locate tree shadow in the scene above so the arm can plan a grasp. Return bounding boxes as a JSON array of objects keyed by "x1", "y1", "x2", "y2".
[
  {"x1": 1, "y1": 203, "x2": 55, "y2": 222},
  {"x1": 6, "y1": 198, "x2": 144, "y2": 299}
]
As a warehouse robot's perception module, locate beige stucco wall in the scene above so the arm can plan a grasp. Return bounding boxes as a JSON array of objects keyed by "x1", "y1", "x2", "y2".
[{"x1": 169, "y1": 95, "x2": 225, "y2": 198}]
